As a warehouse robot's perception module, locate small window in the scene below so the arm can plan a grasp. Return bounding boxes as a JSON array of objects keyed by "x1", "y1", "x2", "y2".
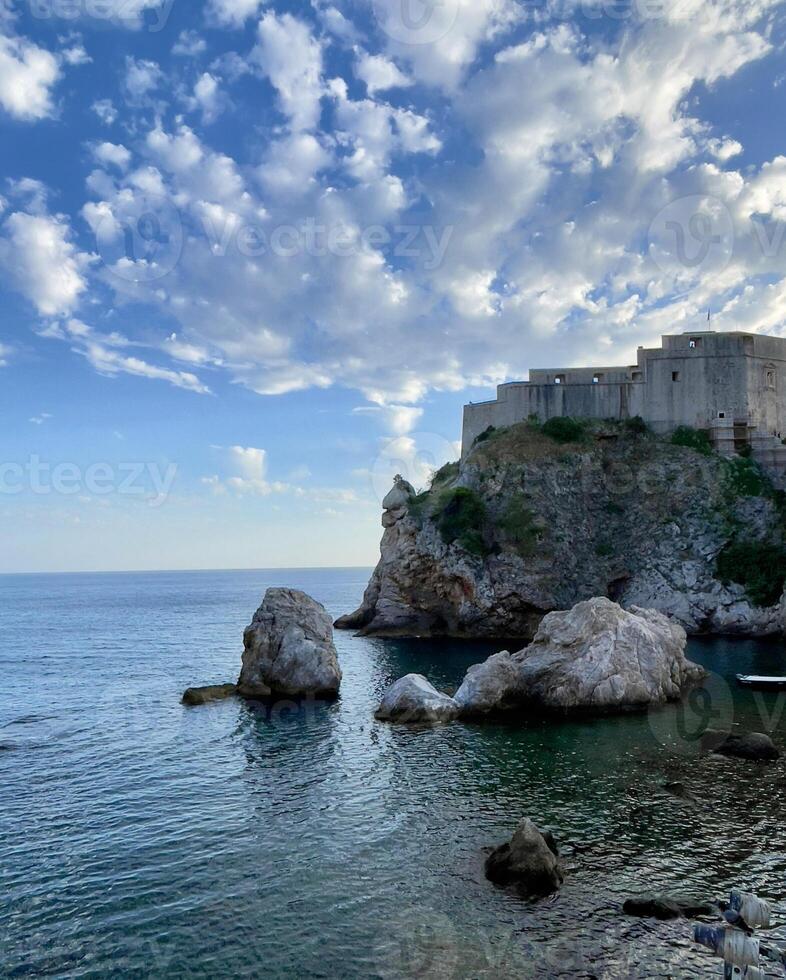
[
  {"x1": 672, "y1": 372, "x2": 680, "y2": 382},
  {"x1": 592, "y1": 374, "x2": 603, "y2": 384},
  {"x1": 632, "y1": 371, "x2": 643, "y2": 381},
  {"x1": 718, "y1": 412, "x2": 726, "y2": 420},
  {"x1": 689, "y1": 338, "x2": 700, "y2": 349},
  {"x1": 767, "y1": 370, "x2": 776, "y2": 388},
  {"x1": 555, "y1": 374, "x2": 566, "y2": 385}
]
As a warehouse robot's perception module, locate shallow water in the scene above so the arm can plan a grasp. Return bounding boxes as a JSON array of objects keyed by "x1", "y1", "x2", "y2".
[{"x1": 1, "y1": 569, "x2": 786, "y2": 978}]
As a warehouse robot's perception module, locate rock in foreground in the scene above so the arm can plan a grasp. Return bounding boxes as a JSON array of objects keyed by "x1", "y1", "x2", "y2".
[
  {"x1": 485, "y1": 818, "x2": 563, "y2": 897},
  {"x1": 702, "y1": 729, "x2": 781, "y2": 761},
  {"x1": 182, "y1": 684, "x2": 237, "y2": 706},
  {"x1": 623, "y1": 896, "x2": 718, "y2": 920},
  {"x1": 375, "y1": 674, "x2": 460, "y2": 724},
  {"x1": 455, "y1": 598, "x2": 706, "y2": 715},
  {"x1": 238, "y1": 589, "x2": 342, "y2": 699}
]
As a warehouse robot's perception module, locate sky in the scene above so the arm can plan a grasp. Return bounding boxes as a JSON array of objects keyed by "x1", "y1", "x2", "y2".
[{"x1": 2, "y1": 0, "x2": 786, "y2": 572}]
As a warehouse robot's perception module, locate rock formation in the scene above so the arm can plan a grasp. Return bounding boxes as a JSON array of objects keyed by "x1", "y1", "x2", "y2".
[
  {"x1": 485, "y1": 818, "x2": 563, "y2": 896},
  {"x1": 238, "y1": 588, "x2": 342, "y2": 698},
  {"x1": 375, "y1": 674, "x2": 460, "y2": 723},
  {"x1": 455, "y1": 598, "x2": 705, "y2": 714},
  {"x1": 182, "y1": 684, "x2": 237, "y2": 706},
  {"x1": 337, "y1": 421, "x2": 786, "y2": 639},
  {"x1": 702, "y1": 729, "x2": 781, "y2": 761}
]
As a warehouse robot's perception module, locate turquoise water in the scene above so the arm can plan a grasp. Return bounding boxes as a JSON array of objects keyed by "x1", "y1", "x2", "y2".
[{"x1": 2, "y1": 569, "x2": 786, "y2": 978}]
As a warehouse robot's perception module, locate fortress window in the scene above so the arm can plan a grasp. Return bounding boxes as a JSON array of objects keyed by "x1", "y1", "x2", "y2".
[
  {"x1": 767, "y1": 370, "x2": 776, "y2": 388},
  {"x1": 555, "y1": 374, "x2": 566, "y2": 385},
  {"x1": 632, "y1": 371, "x2": 643, "y2": 381},
  {"x1": 672, "y1": 372, "x2": 681, "y2": 382},
  {"x1": 718, "y1": 412, "x2": 726, "y2": 419},
  {"x1": 592, "y1": 374, "x2": 603, "y2": 384},
  {"x1": 689, "y1": 338, "x2": 700, "y2": 349}
]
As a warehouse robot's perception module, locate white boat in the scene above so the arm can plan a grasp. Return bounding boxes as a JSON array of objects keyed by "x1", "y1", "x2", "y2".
[{"x1": 736, "y1": 674, "x2": 786, "y2": 691}]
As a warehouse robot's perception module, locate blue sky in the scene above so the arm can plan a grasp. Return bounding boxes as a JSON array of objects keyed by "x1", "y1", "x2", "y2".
[{"x1": 2, "y1": 0, "x2": 786, "y2": 572}]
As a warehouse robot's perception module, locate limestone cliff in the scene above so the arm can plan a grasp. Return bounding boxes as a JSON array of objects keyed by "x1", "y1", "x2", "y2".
[{"x1": 337, "y1": 420, "x2": 786, "y2": 639}]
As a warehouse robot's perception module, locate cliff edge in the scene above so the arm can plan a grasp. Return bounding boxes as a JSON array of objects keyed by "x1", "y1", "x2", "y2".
[{"x1": 337, "y1": 419, "x2": 786, "y2": 639}]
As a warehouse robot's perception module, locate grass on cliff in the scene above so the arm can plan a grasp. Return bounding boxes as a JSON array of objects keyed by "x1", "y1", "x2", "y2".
[
  {"x1": 716, "y1": 540, "x2": 786, "y2": 607},
  {"x1": 435, "y1": 487, "x2": 489, "y2": 557},
  {"x1": 670, "y1": 426, "x2": 713, "y2": 455},
  {"x1": 497, "y1": 497, "x2": 540, "y2": 556}
]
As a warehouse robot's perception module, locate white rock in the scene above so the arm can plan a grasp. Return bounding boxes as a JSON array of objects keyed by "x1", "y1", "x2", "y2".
[
  {"x1": 455, "y1": 598, "x2": 706, "y2": 715},
  {"x1": 375, "y1": 674, "x2": 459, "y2": 723},
  {"x1": 517, "y1": 598, "x2": 705, "y2": 710},
  {"x1": 382, "y1": 475, "x2": 415, "y2": 512},
  {"x1": 238, "y1": 588, "x2": 342, "y2": 698},
  {"x1": 454, "y1": 652, "x2": 523, "y2": 716}
]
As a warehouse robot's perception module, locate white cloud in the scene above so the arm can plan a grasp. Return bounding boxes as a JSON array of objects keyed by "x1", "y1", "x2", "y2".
[
  {"x1": 208, "y1": 0, "x2": 265, "y2": 27},
  {"x1": 355, "y1": 50, "x2": 412, "y2": 96},
  {"x1": 254, "y1": 12, "x2": 324, "y2": 131},
  {"x1": 0, "y1": 33, "x2": 60, "y2": 120},
  {"x1": 92, "y1": 99, "x2": 117, "y2": 125},
  {"x1": 0, "y1": 209, "x2": 92, "y2": 316},
  {"x1": 173, "y1": 30, "x2": 206, "y2": 57},
  {"x1": 190, "y1": 72, "x2": 223, "y2": 123},
  {"x1": 123, "y1": 57, "x2": 162, "y2": 101},
  {"x1": 77, "y1": 342, "x2": 211, "y2": 394},
  {"x1": 0, "y1": 342, "x2": 11, "y2": 366},
  {"x1": 29, "y1": 412, "x2": 52, "y2": 424},
  {"x1": 92, "y1": 142, "x2": 131, "y2": 170}
]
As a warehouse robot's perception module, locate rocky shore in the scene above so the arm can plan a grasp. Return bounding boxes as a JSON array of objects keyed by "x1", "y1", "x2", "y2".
[{"x1": 337, "y1": 420, "x2": 786, "y2": 640}]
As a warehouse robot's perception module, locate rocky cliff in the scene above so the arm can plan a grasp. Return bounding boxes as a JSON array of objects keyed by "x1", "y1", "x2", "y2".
[{"x1": 338, "y1": 419, "x2": 786, "y2": 639}]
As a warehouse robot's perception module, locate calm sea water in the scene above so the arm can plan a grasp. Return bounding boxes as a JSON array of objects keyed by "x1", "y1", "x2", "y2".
[{"x1": 2, "y1": 568, "x2": 786, "y2": 979}]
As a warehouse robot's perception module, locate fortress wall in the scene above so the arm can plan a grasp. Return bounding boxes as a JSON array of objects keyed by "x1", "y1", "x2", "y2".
[
  {"x1": 641, "y1": 352, "x2": 750, "y2": 432},
  {"x1": 462, "y1": 381, "x2": 646, "y2": 455}
]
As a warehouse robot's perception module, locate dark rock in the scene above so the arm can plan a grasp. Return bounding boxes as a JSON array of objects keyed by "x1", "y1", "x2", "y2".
[
  {"x1": 623, "y1": 896, "x2": 718, "y2": 920},
  {"x1": 702, "y1": 729, "x2": 781, "y2": 761},
  {"x1": 663, "y1": 781, "x2": 697, "y2": 803},
  {"x1": 485, "y1": 818, "x2": 563, "y2": 897},
  {"x1": 182, "y1": 684, "x2": 237, "y2": 706}
]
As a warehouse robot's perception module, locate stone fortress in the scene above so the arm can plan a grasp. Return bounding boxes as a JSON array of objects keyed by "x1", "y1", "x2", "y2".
[{"x1": 462, "y1": 330, "x2": 786, "y2": 482}]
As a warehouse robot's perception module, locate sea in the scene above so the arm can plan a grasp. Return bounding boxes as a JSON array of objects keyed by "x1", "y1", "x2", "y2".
[{"x1": 1, "y1": 568, "x2": 786, "y2": 978}]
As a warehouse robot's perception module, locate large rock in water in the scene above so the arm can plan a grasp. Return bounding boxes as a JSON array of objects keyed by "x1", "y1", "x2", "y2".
[
  {"x1": 238, "y1": 589, "x2": 342, "y2": 698},
  {"x1": 485, "y1": 819, "x2": 563, "y2": 896},
  {"x1": 375, "y1": 674, "x2": 460, "y2": 723},
  {"x1": 455, "y1": 598, "x2": 706, "y2": 715}
]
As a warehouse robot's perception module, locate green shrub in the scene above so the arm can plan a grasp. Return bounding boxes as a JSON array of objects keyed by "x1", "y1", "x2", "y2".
[
  {"x1": 473, "y1": 426, "x2": 496, "y2": 446},
  {"x1": 436, "y1": 487, "x2": 489, "y2": 557},
  {"x1": 716, "y1": 541, "x2": 786, "y2": 607},
  {"x1": 541, "y1": 416, "x2": 586, "y2": 444},
  {"x1": 603, "y1": 501, "x2": 625, "y2": 516},
  {"x1": 671, "y1": 426, "x2": 712, "y2": 456},
  {"x1": 407, "y1": 491, "x2": 432, "y2": 522},
  {"x1": 625, "y1": 416, "x2": 649, "y2": 436},
  {"x1": 725, "y1": 456, "x2": 770, "y2": 498},
  {"x1": 596, "y1": 541, "x2": 614, "y2": 558},
  {"x1": 431, "y1": 461, "x2": 459, "y2": 486},
  {"x1": 498, "y1": 498, "x2": 539, "y2": 556}
]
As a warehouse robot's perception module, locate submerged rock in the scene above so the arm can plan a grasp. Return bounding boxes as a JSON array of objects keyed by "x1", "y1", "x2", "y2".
[
  {"x1": 623, "y1": 896, "x2": 718, "y2": 920},
  {"x1": 702, "y1": 729, "x2": 781, "y2": 761},
  {"x1": 238, "y1": 589, "x2": 342, "y2": 699},
  {"x1": 182, "y1": 684, "x2": 237, "y2": 706},
  {"x1": 455, "y1": 598, "x2": 705, "y2": 716},
  {"x1": 375, "y1": 674, "x2": 459, "y2": 724},
  {"x1": 485, "y1": 818, "x2": 563, "y2": 896}
]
